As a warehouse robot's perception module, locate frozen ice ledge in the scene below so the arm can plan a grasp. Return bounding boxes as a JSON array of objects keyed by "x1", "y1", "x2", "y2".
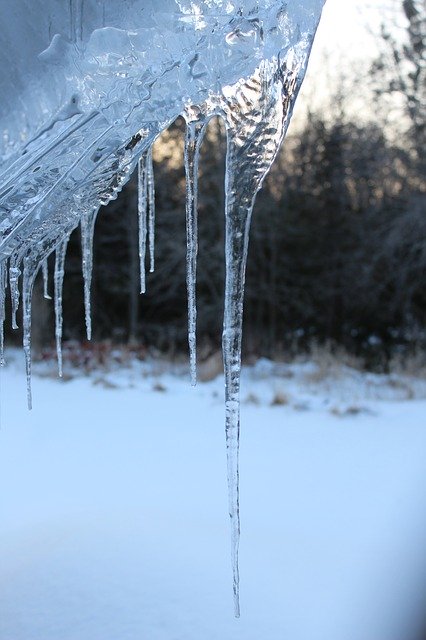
[{"x1": 0, "y1": 0, "x2": 325, "y2": 617}]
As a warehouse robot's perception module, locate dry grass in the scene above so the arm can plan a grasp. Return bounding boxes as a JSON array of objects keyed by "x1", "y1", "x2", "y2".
[
  {"x1": 245, "y1": 392, "x2": 260, "y2": 405},
  {"x1": 152, "y1": 381, "x2": 167, "y2": 393},
  {"x1": 330, "y1": 405, "x2": 372, "y2": 417},
  {"x1": 389, "y1": 348, "x2": 426, "y2": 379},
  {"x1": 270, "y1": 391, "x2": 290, "y2": 406},
  {"x1": 387, "y1": 377, "x2": 415, "y2": 400},
  {"x1": 35, "y1": 370, "x2": 75, "y2": 382},
  {"x1": 92, "y1": 377, "x2": 118, "y2": 390},
  {"x1": 35, "y1": 340, "x2": 148, "y2": 374},
  {"x1": 197, "y1": 351, "x2": 223, "y2": 383},
  {"x1": 302, "y1": 341, "x2": 363, "y2": 385}
]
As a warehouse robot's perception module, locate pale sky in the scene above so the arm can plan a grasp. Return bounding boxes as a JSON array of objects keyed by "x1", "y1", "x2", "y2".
[
  {"x1": 311, "y1": 0, "x2": 397, "y2": 60},
  {"x1": 293, "y1": 0, "x2": 403, "y2": 123},
  {"x1": 306, "y1": 0, "x2": 395, "y2": 85}
]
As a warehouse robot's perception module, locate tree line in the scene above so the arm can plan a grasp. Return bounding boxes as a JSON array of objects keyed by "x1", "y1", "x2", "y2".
[{"x1": 6, "y1": 1, "x2": 425, "y2": 367}]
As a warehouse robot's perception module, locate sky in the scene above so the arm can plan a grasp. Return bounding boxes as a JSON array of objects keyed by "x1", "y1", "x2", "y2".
[
  {"x1": 312, "y1": 0, "x2": 396, "y2": 60},
  {"x1": 292, "y1": 0, "x2": 403, "y2": 123}
]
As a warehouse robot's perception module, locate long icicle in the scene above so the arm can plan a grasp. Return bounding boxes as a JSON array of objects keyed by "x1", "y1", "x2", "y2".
[
  {"x1": 22, "y1": 255, "x2": 40, "y2": 410},
  {"x1": 184, "y1": 118, "x2": 206, "y2": 386},
  {"x1": 9, "y1": 257, "x2": 21, "y2": 330},
  {"x1": 222, "y1": 129, "x2": 253, "y2": 619},
  {"x1": 147, "y1": 148, "x2": 156, "y2": 274},
  {"x1": 80, "y1": 208, "x2": 98, "y2": 340},
  {"x1": 42, "y1": 258, "x2": 51, "y2": 299},
  {"x1": 138, "y1": 150, "x2": 149, "y2": 294},
  {"x1": 54, "y1": 238, "x2": 69, "y2": 377},
  {"x1": 0, "y1": 262, "x2": 7, "y2": 365},
  {"x1": 219, "y1": 60, "x2": 301, "y2": 616}
]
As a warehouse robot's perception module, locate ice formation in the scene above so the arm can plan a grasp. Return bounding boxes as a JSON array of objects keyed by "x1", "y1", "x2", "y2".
[{"x1": 0, "y1": 0, "x2": 325, "y2": 616}]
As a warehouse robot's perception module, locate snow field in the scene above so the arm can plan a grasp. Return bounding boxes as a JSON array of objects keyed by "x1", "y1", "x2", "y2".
[{"x1": 1, "y1": 351, "x2": 426, "y2": 640}]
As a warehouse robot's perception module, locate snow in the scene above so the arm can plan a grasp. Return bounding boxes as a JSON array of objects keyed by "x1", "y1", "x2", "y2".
[{"x1": 1, "y1": 351, "x2": 426, "y2": 640}]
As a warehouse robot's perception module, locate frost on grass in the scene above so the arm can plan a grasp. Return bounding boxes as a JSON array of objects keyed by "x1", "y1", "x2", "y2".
[{"x1": 0, "y1": 0, "x2": 325, "y2": 616}]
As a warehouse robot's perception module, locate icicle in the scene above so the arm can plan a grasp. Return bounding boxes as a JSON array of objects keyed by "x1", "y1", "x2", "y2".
[
  {"x1": 147, "y1": 148, "x2": 156, "y2": 274},
  {"x1": 221, "y1": 140, "x2": 259, "y2": 618},
  {"x1": 137, "y1": 146, "x2": 155, "y2": 289},
  {"x1": 0, "y1": 262, "x2": 7, "y2": 365},
  {"x1": 221, "y1": 133, "x2": 249, "y2": 619},
  {"x1": 42, "y1": 258, "x2": 52, "y2": 300},
  {"x1": 9, "y1": 258, "x2": 21, "y2": 330},
  {"x1": 54, "y1": 238, "x2": 69, "y2": 377},
  {"x1": 77, "y1": 0, "x2": 84, "y2": 43},
  {"x1": 137, "y1": 151, "x2": 149, "y2": 294},
  {"x1": 22, "y1": 255, "x2": 40, "y2": 410},
  {"x1": 218, "y1": 61, "x2": 303, "y2": 617},
  {"x1": 80, "y1": 208, "x2": 98, "y2": 340},
  {"x1": 183, "y1": 118, "x2": 206, "y2": 386},
  {"x1": 70, "y1": 0, "x2": 83, "y2": 44}
]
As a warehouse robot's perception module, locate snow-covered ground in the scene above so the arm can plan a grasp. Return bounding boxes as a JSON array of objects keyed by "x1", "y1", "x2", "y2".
[{"x1": 1, "y1": 349, "x2": 426, "y2": 640}]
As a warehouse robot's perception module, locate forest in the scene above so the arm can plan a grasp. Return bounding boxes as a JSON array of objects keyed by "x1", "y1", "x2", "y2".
[{"x1": 13, "y1": 0, "x2": 425, "y2": 370}]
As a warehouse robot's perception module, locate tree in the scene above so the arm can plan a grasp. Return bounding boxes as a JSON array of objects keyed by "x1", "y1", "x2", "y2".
[{"x1": 372, "y1": 0, "x2": 425, "y2": 168}]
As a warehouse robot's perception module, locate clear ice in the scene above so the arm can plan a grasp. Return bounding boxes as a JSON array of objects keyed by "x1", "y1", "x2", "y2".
[
  {"x1": 54, "y1": 238, "x2": 69, "y2": 378},
  {"x1": 0, "y1": 0, "x2": 325, "y2": 616},
  {"x1": 138, "y1": 151, "x2": 149, "y2": 294},
  {"x1": 183, "y1": 112, "x2": 207, "y2": 386},
  {"x1": 42, "y1": 258, "x2": 51, "y2": 300}
]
